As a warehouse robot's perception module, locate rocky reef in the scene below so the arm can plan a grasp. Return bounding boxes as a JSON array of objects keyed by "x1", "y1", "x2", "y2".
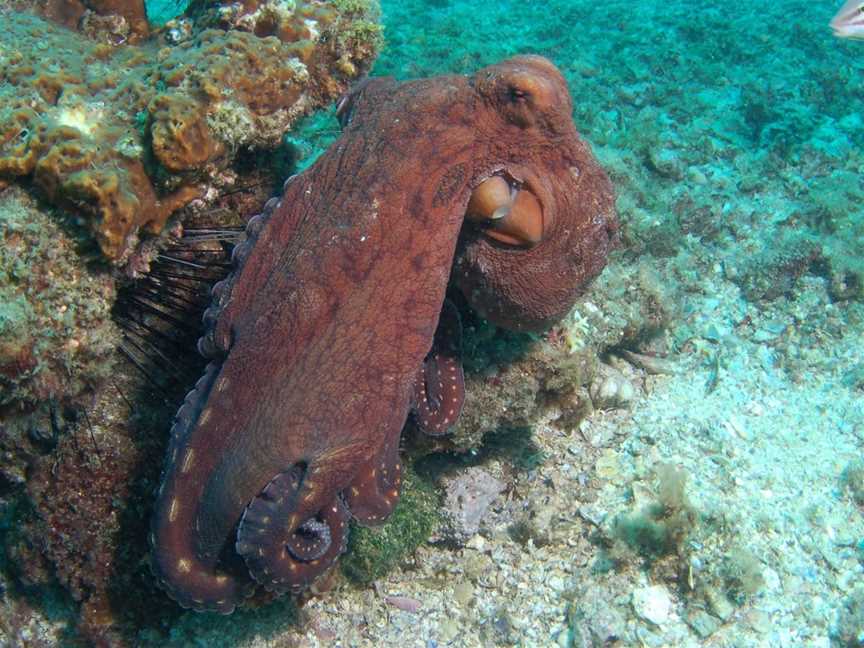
[
  {"x1": 0, "y1": 187, "x2": 119, "y2": 416},
  {"x1": 0, "y1": 1, "x2": 385, "y2": 644},
  {"x1": 0, "y1": 0, "x2": 381, "y2": 263}
]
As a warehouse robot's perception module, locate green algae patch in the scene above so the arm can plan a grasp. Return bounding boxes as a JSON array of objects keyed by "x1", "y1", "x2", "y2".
[
  {"x1": 611, "y1": 463, "x2": 697, "y2": 560},
  {"x1": 341, "y1": 467, "x2": 440, "y2": 584}
]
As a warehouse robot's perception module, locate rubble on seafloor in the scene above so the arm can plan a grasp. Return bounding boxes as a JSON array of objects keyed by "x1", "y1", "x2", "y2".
[{"x1": 435, "y1": 467, "x2": 506, "y2": 547}]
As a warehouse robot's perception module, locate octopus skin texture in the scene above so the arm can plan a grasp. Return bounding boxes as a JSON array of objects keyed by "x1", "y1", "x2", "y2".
[{"x1": 150, "y1": 55, "x2": 619, "y2": 613}]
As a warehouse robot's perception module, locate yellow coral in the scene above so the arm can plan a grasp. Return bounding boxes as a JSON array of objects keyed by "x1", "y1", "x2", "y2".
[
  {"x1": 149, "y1": 94, "x2": 223, "y2": 172},
  {"x1": 0, "y1": 5, "x2": 381, "y2": 262}
]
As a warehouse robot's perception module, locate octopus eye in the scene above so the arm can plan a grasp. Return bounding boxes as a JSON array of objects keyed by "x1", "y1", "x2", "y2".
[
  {"x1": 465, "y1": 175, "x2": 545, "y2": 247},
  {"x1": 508, "y1": 85, "x2": 530, "y2": 103}
]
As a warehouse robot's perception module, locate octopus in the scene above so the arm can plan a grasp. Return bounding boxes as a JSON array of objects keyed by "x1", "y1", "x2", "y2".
[{"x1": 150, "y1": 55, "x2": 618, "y2": 613}]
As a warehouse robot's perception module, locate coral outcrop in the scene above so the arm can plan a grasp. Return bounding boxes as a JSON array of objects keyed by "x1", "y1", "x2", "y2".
[
  {"x1": 0, "y1": 185, "x2": 126, "y2": 642},
  {"x1": 10, "y1": 0, "x2": 151, "y2": 43},
  {"x1": 0, "y1": 1, "x2": 381, "y2": 262}
]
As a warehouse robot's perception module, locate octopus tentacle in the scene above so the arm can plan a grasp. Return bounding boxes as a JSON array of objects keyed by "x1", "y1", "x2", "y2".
[
  {"x1": 197, "y1": 193, "x2": 283, "y2": 359},
  {"x1": 411, "y1": 299, "x2": 465, "y2": 436},
  {"x1": 150, "y1": 361, "x2": 253, "y2": 614},
  {"x1": 343, "y1": 429, "x2": 403, "y2": 525},
  {"x1": 150, "y1": 192, "x2": 289, "y2": 611},
  {"x1": 287, "y1": 519, "x2": 332, "y2": 561},
  {"x1": 236, "y1": 465, "x2": 350, "y2": 593}
]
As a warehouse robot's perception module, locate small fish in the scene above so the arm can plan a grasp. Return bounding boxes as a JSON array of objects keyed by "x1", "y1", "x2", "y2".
[{"x1": 831, "y1": 0, "x2": 864, "y2": 39}]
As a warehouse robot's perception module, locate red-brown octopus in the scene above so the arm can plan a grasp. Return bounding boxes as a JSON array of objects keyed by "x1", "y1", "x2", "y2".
[{"x1": 150, "y1": 55, "x2": 618, "y2": 613}]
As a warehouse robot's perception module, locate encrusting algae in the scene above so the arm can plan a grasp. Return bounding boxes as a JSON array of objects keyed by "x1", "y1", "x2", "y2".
[
  {"x1": 0, "y1": 187, "x2": 119, "y2": 412},
  {"x1": 0, "y1": 0, "x2": 382, "y2": 263}
]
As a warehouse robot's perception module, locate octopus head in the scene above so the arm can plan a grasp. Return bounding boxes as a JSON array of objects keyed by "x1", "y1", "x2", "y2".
[{"x1": 454, "y1": 55, "x2": 619, "y2": 332}]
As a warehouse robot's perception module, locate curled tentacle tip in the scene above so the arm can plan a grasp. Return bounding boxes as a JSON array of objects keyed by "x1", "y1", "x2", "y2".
[{"x1": 287, "y1": 518, "x2": 332, "y2": 562}]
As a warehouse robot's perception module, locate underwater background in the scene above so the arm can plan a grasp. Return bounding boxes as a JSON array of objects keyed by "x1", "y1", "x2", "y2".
[{"x1": 1, "y1": 0, "x2": 863, "y2": 646}]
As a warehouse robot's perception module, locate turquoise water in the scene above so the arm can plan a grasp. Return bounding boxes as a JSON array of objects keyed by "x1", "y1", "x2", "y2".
[{"x1": 1, "y1": 0, "x2": 863, "y2": 645}]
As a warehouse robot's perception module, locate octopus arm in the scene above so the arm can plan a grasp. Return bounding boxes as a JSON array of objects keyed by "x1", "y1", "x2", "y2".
[
  {"x1": 342, "y1": 423, "x2": 403, "y2": 525},
  {"x1": 411, "y1": 299, "x2": 466, "y2": 436},
  {"x1": 150, "y1": 363, "x2": 252, "y2": 614},
  {"x1": 236, "y1": 464, "x2": 350, "y2": 593}
]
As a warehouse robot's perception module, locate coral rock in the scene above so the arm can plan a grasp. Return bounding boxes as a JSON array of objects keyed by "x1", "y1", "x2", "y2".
[
  {"x1": 0, "y1": 187, "x2": 119, "y2": 411},
  {"x1": 149, "y1": 93, "x2": 223, "y2": 172},
  {"x1": 437, "y1": 467, "x2": 506, "y2": 546},
  {"x1": 0, "y1": 3, "x2": 381, "y2": 262}
]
